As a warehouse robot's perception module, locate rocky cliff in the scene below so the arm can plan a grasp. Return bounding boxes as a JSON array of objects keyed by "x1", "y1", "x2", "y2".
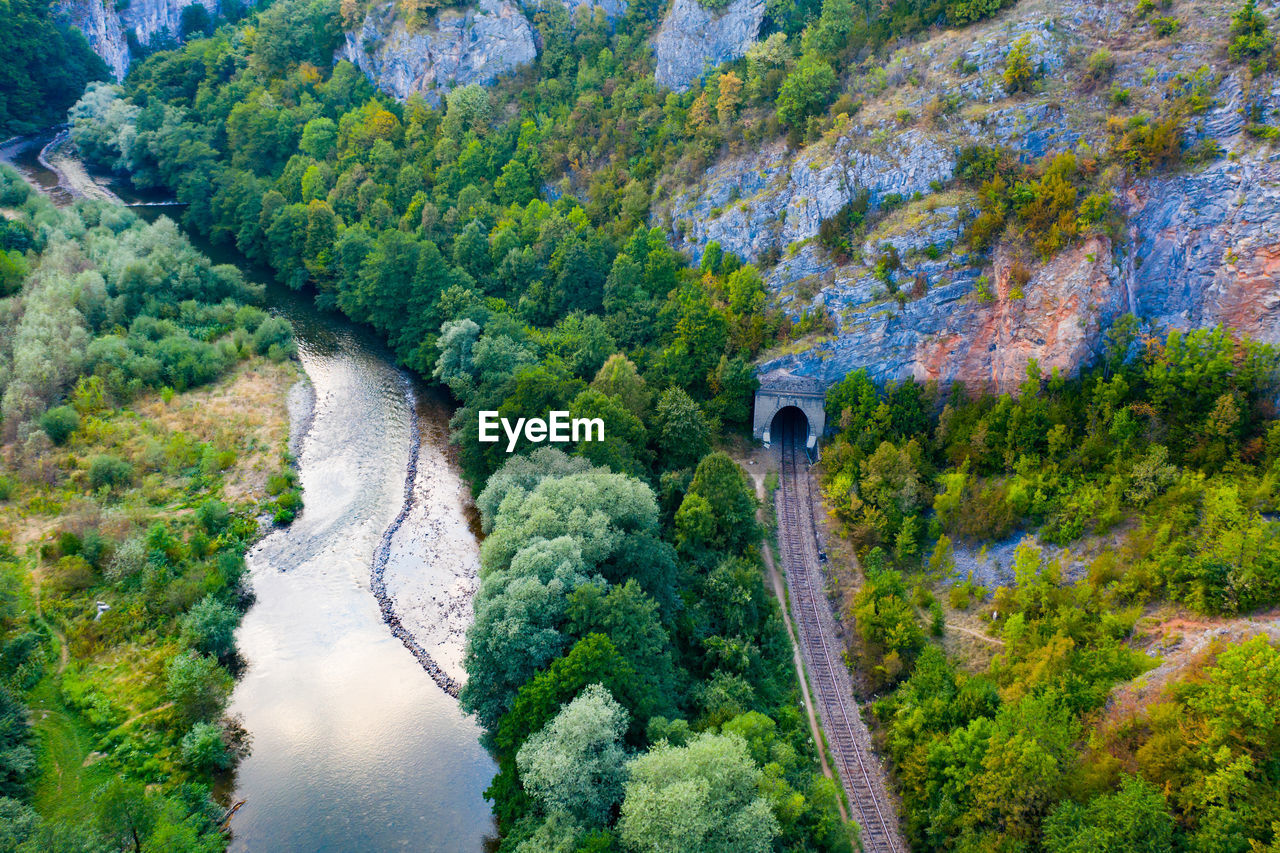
[
  {"x1": 657, "y1": 0, "x2": 1280, "y2": 391},
  {"x1": 651, "y1": 0, "x2": 765, "y2": 92},
  {"x1": 56, "y1": 0, "x2": 218, "y2": 80},
  {"x1": 338, "y1": 0, "x2": 538, "y2": 104}
]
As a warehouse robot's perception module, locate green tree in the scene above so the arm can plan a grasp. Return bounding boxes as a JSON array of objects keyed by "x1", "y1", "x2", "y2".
[
  {"x1": 516, "y1": 683, "x2": 629, "y2": 826},
  {"x1": 619, "y1": 732, "x2": 779, "y2": 853},
  {"x1": 1004, "y1": 35, "x2": 1039, "y2": 94},
  {"x1": 180, "y1": 595, "x2": 239, "y2": 659},
  {"x1": 39, "y1": 405, "x2": 80, "y2": 446},
  {"x1": 1228, "y1": 0, "x2": 1275, "y2": 75},
  {"x1": 1043, "y1": 775, "x2": 1174, "y2": 853},
  {"x1": 776, "y1": 58, "x2": 837, "y2": 129},
  {"x1": 653, "y1": 387, "x2": 711, "y2": 471},
  {"x1": 165, "y1": 652, "x2": 231, "y2": 723}
]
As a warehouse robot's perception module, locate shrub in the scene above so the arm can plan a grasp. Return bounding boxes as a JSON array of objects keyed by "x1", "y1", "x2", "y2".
[
  {"x1": 776, "y1": 58, "x2": 838, "y2": 130},
  {"x1": 1004, "y1": 35, "x2": 1039, "y2": 94},
  {"x1": 196, "y1": 500, "x2": 231, "y2": 535},
  {"x1": 1083, "y1": 49, "x2": 1116, "y2": 88},
  {"x1": 39, "y1": 406, "x2": 80, "y2": 446},
  {"x1": 181, "y1": 595, "x2": 240, "y2": 659},
  {"x1": 1228, "y1": 0, "x2": 1275, "y2": 75},
  {"x1": 105, "y1": 536, "x2": 146, "y2": 581},
  {"x1": 88, "y1": 455, "x2": 133, "y2": 491},
  {"x1": 180, "y1": 721, "x2": 232, "y2": 771}
]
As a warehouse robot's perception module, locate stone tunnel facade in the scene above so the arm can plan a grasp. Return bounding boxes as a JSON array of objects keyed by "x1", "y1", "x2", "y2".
[{"x1": 753, "y1": 370, "x2": 827, "y2": 444}]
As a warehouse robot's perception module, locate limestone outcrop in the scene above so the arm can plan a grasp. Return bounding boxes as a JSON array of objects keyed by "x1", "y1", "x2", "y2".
[
  {"x1": 651, "y1": 0, "x2": 765, "y2": 92},
  {"x1": 56, "y1": 0, "x2": 218, "y2": 80},
  {"x1": 338, "y1": 0, "x2": 538, "y2": 104}
]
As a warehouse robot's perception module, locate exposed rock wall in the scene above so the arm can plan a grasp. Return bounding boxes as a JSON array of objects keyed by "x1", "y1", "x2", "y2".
[
  {"x1": 56, "y1": 0, "x2": 219, "y2": 81},
  {"x1": 1128, "y1": 154, "x2": 1280, "y2": 347},
  {"x1": 664, "y1": 130, "x2": 953, "y2": 264},
  {"x1": 338, "y1": 0, "x2": 537, "y2": 104},
  {"x1": 57, "y1": 0, "x2": 130, "y2": 80},
  {"x1": 663, "y1": 0, "x2": 1280, "y2": 394},
  {"x1": 651, "y1": 0, "x2": 765, "y2": 92}
]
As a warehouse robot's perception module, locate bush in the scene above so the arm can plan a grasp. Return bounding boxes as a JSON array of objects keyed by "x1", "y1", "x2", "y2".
[
  {"x1": 180, "y1": 595, "x2": 239, "y2": 659},
  {"x1": 40, "y1": 406, "x2": 80, "y2": 446},
  {"x1": 88, "y1": 455, "x2": 133, "y2": 491},
  {"x1": 196, "y1": 500, "x2": 231, "y2": 534},
  {"x1": 1004, "y1": 35, "x2": 1039, "y2": 94},
  {"x1": 1229, "y1": 0, "x2": 1275, "y2": 75},
  {"x1": 105, "y1": 536, "x2": 146, "y2": 581},
  {"x1": 180, "y1": 721, "x2": 231, "y2": 771},
  {"x1": 165, "y1": 651, "x2": 231, "y2": 723}
]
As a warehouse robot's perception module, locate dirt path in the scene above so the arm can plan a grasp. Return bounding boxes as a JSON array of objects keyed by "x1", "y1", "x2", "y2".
[{"x1": 946, "y1": 621, "x2": 1005, "y2": 646}]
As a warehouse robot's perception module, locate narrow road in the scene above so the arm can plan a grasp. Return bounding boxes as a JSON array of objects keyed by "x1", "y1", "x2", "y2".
[{"x1": 775, "y1": 415, "x2": 906, "y2": 853}]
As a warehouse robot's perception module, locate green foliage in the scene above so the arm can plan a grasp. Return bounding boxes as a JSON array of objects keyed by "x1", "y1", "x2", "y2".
[
  {"x1": 776, "y1": 57, "x2": 838, "y2": 130},
  {"x1": 180, "y1": 594, "x2": 240, "y2": 659},
  {"x1": 164, "y1": 651, "x2": 232, "y2": 723},
  {"x1": 88, "y1": 454, "x2": 133, "y2": 491},
  {"x1": 1003, "y1": 35, "x2": 1039, "y2": 94},
  {"x1": 0, "y1": 0, "x2": 108, "y2": 134},
  {"x1": 1229, "y1": 0, "x2": 1276, "y2": 75},
  {"x1": 515, "y1": 683, "x2": 629, "y2": 826},
  {"x1": 618, "y1": 732, "x2": 780, "y2": 853},
  {"x1": 180, "y1": 721, "x2": 232, "y2": 771},
  {"x1": 39, "y1": 406, "x2": 80, "y2": 446}
]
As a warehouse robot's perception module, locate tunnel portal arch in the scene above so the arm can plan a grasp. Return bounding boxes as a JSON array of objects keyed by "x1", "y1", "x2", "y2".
[{"x1": 753, "y1": 370, "x2": 826, "y2": 448}]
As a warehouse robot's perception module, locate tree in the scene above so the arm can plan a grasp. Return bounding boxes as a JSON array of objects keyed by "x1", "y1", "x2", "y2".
[
  {"x1": 0, "y1": 686, "x2": 34, "y2": 799},
  {"x1": 39, "y1": 405, "x2": 80, "y2": 446},
  {"x1": 1043, "y1": 775, "x2": 1174, "y2": 853},
  {"x1": 619, "y1": 732, "x2": 779, "y2": 853},
  {"x1": 180, "y1": 595, "x2": 239, "y2": 659},
  {"x1": 591, "y1": 355, "x2": 650, "y2": 420},
  {"x1": 776, "y1": 58, "x2": 837, "y2": 130},
  {"x1": 1004, "y1": 35, "x2": 1039, "y2": 94},
  {"x1": 516, "y1": 684, "x2": 629, "y2": 826},
  {"x1": 165, "y1": 652, "x2": 231, "y2": 723},
  {"x1": 181, "y1": 722, "x2": 232, "y2": 771},
  {"x1": 677, "y1": 452, "x2": 758, "y2": 554},
  {"x1": 1228, "y1": 0, "x2": 1275, "y2": 75},
  {"x1": 653, "y1": 387, "x2": 711, "y2": 471}
]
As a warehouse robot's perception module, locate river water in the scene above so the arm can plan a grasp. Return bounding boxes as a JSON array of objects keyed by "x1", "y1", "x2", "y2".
[{"x1": 2, "y1": 134, "x2": 498, "y2": 851}]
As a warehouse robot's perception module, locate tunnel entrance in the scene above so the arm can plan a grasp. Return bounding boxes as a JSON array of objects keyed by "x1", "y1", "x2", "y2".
[
  {"x1": 770, "y1": 405, "x2": 810, "y2": 446},
  {"x1": 753, "y1": 369, "x2": 826, "y2": 450}
]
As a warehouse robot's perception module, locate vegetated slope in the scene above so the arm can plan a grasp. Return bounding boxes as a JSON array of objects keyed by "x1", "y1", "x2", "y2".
[
  {"x1": 661, "y1": 0, "x2": 1280, "y2": 389},
  {"x1": 815, "y1": 323, "x2": 1279, "y2": 850},
  {"x1": 45, "y1": 0, "x2": 1280, "y2": 849},
  {"x1": 0, "y1": 166, "x2": 300, "y2": 850}
]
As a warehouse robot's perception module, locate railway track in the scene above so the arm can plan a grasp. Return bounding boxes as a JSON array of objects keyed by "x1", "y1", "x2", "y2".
[{"x1": 776, "y1": 415, "x2": 906, "y2": 853}]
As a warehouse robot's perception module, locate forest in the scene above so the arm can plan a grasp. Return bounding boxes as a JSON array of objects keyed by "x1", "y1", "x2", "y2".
[
  {"x1": 820, "y1": 324, "x2": 1280, "y2": 850},
  {"x1": 0, "y1": 0, "x2": 1276, "y2": 845},
  {"x1": 0, "y1": 167, "x2": 298, "y2": 850}
]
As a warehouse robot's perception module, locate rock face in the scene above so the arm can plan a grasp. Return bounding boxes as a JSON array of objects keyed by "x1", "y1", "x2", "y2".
[
  {"x1": 1128, "y1": 154, "x2": 1280, "y2": 347},
  {"x1": 756, "y1": 146, "x2": 1280, "y2": 393},
  {"x1": 658, "y1": 0, "x2": 1280, "y2": 395},
  {"x1": 531, "y1": 0, "x2": 627, "y2": 24},
  {"x1": 651, "y1": 0, "x2": 765, "y2": 92},
  {"x1": 338, "y1": 0, "x2": 538, "y2": 104},
  {"x1": 57, "y1": 0, "x2": 130, "y2": 80},
  {"x1": 56, "y1": 0, "x2": 219, "y2": 80},
  {"x1": 663, "y1": 129, "x2": 954, "y2": 264}
]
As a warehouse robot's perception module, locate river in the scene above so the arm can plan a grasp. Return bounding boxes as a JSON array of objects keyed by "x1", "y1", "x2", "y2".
[{"x1": 1, "y1": 133, "x2": 499, "y2": 851}]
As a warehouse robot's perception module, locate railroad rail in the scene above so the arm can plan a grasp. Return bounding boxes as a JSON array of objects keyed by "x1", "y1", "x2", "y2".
[{"x1": 776, "y1": 414, "x2": 906, "y2": 853}]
